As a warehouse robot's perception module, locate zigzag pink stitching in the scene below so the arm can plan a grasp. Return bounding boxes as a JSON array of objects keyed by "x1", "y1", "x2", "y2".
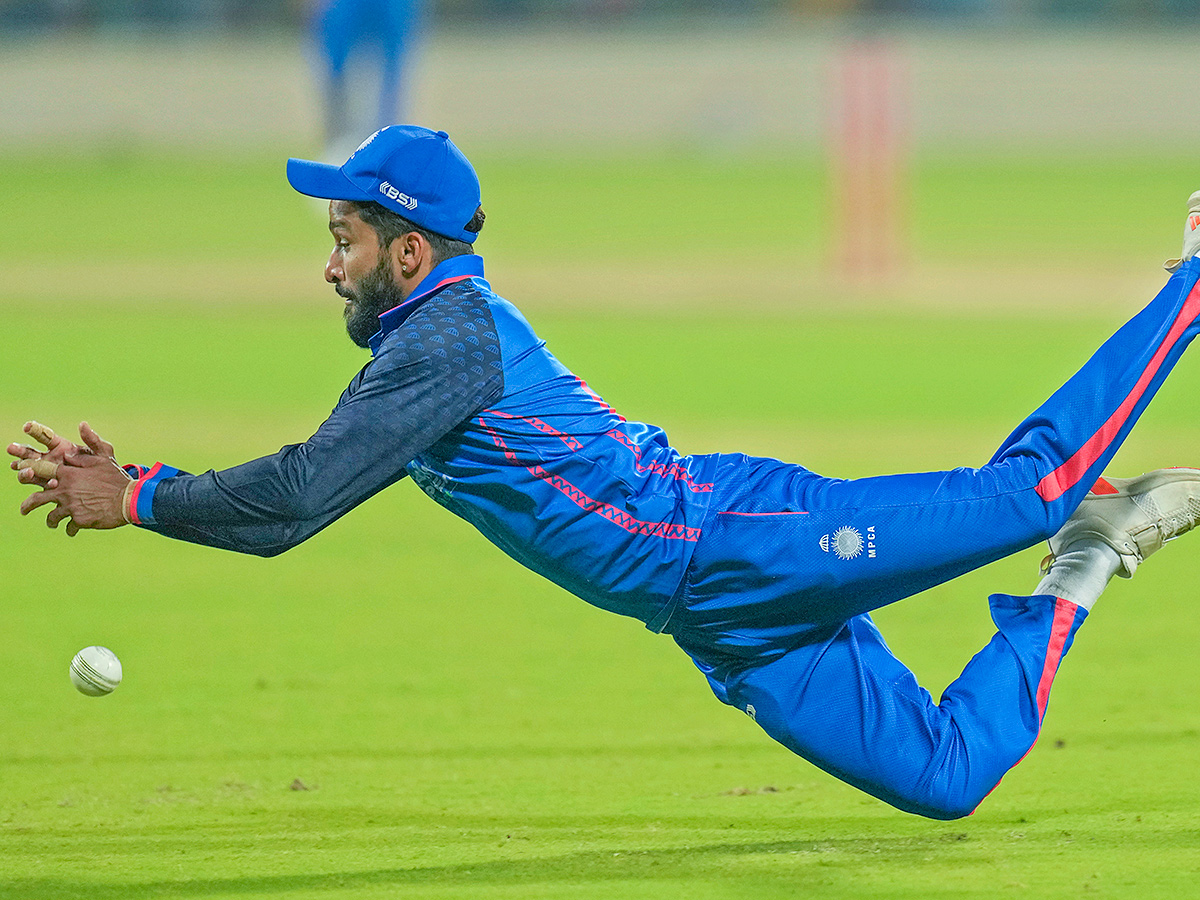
[
  {"x1": 604, "y1": 429, "x2": 713, "y2": 493},
  {"x1": 574, "y1": 376, "x2": 626, "y2": 422},
  {"x1": 485, "y1": 408, "x2": 582, "y2": 451},
  {"x1": 482, "y1": 405, "x2": 711, "y2": 493},
  {"x1": 478, "y1": 416, "x2": 701, "y2": 542},
  {"x1": 529, "y1": 464, "x2": 700, "y2": 540},
  {"x1": 571, "y1": 378, "x2": 708, "y2": 492},
  {"x1": 482, "y1": 417, "x2": 522, "y2": 463}
]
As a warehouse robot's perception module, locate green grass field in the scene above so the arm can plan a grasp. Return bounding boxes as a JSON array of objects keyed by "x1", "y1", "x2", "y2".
[{"x1": 3, "y1": 149, "x2": 1200, "y2": 899}]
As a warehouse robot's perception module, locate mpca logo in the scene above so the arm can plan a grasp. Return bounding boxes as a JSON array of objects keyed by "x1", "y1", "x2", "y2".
[
  {"x1": 379, "y1": 181, "x2": 418, "y2": 210},
  {"x1": 819, "y1": 525, "x2": 877, "y2": 560}
]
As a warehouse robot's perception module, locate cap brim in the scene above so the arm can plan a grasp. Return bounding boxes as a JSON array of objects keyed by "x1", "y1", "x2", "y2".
[{"x1": 286, "y1": 158, "x2": 373, "y2": 202}]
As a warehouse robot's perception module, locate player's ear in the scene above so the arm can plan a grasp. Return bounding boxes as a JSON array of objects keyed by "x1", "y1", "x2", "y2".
[{"x1": 394, "y1": 231, "x2": 425, "y2": 280}]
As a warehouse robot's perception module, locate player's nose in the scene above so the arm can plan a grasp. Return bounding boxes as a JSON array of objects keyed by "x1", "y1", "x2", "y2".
[{"x1": 325, "y1": 253, "x2": 341, "y2": 284}]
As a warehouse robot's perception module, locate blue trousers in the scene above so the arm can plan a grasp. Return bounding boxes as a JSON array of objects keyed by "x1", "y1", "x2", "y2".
[{"x1": 666, "y1": 261, "x2": 1200, "y2": 818}]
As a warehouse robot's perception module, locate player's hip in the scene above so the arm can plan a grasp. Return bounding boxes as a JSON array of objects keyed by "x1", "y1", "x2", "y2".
[{"x1": 656, "y1": 455, "x2": 1054, "y2": 655}]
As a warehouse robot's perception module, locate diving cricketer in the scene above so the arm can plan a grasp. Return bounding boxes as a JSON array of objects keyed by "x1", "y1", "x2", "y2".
[{"x1": 11, "y1": 125, "x2": 1200, "y2": 819}]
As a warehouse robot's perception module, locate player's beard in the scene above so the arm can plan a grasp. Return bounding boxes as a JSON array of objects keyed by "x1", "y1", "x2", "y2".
[{"x1": 338, "y1": 256, "x2": 407, "y2": 348}]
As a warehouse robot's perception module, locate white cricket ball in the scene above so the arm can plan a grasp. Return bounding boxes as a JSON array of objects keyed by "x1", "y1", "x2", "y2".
[{"x1": 69, "y1": 645, "x2": 123, "y2": 697}]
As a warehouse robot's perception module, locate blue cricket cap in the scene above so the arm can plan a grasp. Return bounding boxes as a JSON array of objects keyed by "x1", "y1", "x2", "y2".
[{"x1": 287, "y1": 125, "x2": 481, "y2": 243}]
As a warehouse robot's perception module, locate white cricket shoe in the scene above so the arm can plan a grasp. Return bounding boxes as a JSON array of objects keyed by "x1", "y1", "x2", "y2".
[
  {"x1": 1046, "y1": 469, "x2": 1200, "y2": 578},
  {"x1": 1163, "y1": 191, "x2": 1200, "y2": 273}
]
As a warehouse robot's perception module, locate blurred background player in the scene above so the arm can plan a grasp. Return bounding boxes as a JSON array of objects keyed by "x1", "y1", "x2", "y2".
[{"x1": 309, "y1": 0, "x2": 427, "y2": 162}]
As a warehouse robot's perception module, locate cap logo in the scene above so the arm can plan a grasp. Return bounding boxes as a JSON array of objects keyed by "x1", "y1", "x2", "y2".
[{"x1": 379, "y1": 181, "x2": 418, "y2": 211}]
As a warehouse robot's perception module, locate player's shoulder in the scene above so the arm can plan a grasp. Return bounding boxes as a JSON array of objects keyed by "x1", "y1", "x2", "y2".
[
  {"x1": 389, "y1": 281, "x2": 496, "y2": 349},
  {"x1": 376, "y1": 281, "x2": 504, "y2": 380},
  {"x1": 410, "y1": 278, "x2": 496, "y2": 330}
]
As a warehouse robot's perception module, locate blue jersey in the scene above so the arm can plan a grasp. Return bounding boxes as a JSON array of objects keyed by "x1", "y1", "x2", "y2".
[{"x1": 126, "y1": 255, "x2": 725, "y2": 626}]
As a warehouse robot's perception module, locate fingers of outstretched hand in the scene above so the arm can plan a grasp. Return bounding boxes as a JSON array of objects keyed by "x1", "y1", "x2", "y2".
[
  {"x1": 15, "y1": 420, "x2": 86, "y2": 464},
  {"x1": 20, "y1": 488, "x2": 58, "y2": 516},
  {"x1": 8, "y1": 443, "x2": 39, "y2": 463},
  {"x1": 25, "y1": 421, "x2": 58, "y2": 449},
  {"x1": 45, "y1": 505, "x2": 71, "y2": 529},
  {"x1": 16, "y1": 458, "x2": 59, "y2": 481},
  {"x1": 16, "y1": 467, "x2": 58, "y2": 490},
  {"x1": 78, "y1": 421, "x2": 115, "y2": 459}
]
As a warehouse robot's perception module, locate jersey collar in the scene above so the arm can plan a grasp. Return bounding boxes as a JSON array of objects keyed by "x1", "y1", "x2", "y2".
[{"x1": 368, "y1": 254, "x2": 486, "y2": 356}]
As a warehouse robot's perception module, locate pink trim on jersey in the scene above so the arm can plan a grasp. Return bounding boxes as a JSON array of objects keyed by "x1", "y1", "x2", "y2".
[
  {"x1": 528, "y1": 463, "x2": 702, "y2": 540},
  {"x1": 377, "y1": 274, "x2": 476, "y2": 319},
  {"x1": 127, "y1": 461, "x2": 164, "y2": 526},
  {"x1": 604, "y1": 428, "x2": 713, "y2": 493},
  {"x1": 572, "y1": 380, "x2": 705, "y2": 489},
  {"x1": 480, "y1": 405, "x2": 712, "y2": 493},
  {"x1": 478, "y1": 416, "x2": 701, "y2": 542},
  {"x1": 574, "y1": 376, "x2": 626, "y2": 422},
  {"x1": 1036, "y1": 597, "x2": 1079, "y2": 719},
  {"x1": 486, "y1": 408, "x2": 583, "y2": 451},
  {"x1": 717, "y1": 510, "x2": 810, "y2": 516},
  {"x1": 1036, "y1": 282, "x2": 1200, "y2": 502}
]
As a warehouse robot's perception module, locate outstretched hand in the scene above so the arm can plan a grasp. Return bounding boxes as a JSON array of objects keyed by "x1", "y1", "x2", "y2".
[
  {"x1": 8, "y1": 421, "x2": 83, "y2": 478},
  {"x1": 8, "y1": 421, "x2": 132, "y2": 536}
]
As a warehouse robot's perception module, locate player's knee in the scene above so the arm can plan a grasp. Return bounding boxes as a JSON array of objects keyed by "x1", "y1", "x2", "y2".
[
  {"x1": 873, "y1": 762, "x2": 1003, "y2": 820},
  {"x1": 893, "y1": 783, "x2": 989, "y2": 820},
  {"x1": 908, "y1": 794, "x2": 981, "y2": 821}
]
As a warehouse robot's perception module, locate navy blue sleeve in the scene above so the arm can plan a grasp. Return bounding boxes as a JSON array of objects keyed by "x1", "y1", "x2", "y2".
[{"x1": 137, "y1": 290, "x2": 504, "y2": 556}]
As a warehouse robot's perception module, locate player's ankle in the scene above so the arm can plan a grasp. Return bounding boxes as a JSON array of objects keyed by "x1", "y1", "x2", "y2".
[{"x1": 1034, "y1": 539, "x2": 1122, "y2": 611}]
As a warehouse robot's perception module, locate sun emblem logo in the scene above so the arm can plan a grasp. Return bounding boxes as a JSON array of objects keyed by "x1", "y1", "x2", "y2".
[{"x1": 832, "y1": 526, "x2": 864, "y2": 560}]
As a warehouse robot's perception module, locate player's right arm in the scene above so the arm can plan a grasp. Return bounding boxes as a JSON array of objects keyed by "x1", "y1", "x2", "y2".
[
  {"x1": 12, "y1": 312, "x2": 504, "y2": 554},
  {"x1": 10, "y1": 421, "x2": 136, "y2": 536},
  {"x1": 129, "y1": 331, "x2": 502, "y2": 556}
]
